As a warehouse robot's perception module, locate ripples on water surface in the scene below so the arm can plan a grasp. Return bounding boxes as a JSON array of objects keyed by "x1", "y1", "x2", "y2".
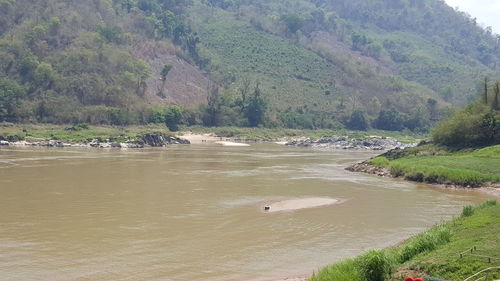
[{"x1": 0, "y1": 144, "x2": 493, "y2": 280}]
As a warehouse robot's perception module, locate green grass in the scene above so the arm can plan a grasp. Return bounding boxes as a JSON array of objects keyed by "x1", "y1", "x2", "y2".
[
  {"x1": 368, "y1": 145, "x2": 500, "y2": 186},
  {"x1": 192, "y1": 6, "x2": 340, "y2": 112},
  {"x1": 311, "y1": 201, "x2": 500, "y2": 281},
  {"x1": 0, "y1": 123, "x2": 174, "y2": 143}
]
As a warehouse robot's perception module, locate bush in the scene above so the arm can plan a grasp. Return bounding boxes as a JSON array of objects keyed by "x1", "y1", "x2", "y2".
[
  {"x1": 461, "y1": 205, "x2": 474, "y2": 217},
  {"x1": 432, "y1": 103, "x2": 500, "y2": 148},
  {"x1": 374, "y1": 108, "x2": 406, "y2": 131},
  {"x1": 369, "y1": 157, "x2": 390, "y2": 167},
  {"x1": 357, "y1": 250, "x2": 394, "y2": 281},
  {"x1": 164, "y1": 105, "x2": 183, "y2": 132},
  {"x1": 347, "y1": 109, "x2": 369, "y2": 130}
]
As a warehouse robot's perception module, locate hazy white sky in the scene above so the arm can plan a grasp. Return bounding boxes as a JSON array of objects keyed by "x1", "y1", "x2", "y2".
[{"x1": 444, "y1": 0, "x2": 500, "y2": 35}]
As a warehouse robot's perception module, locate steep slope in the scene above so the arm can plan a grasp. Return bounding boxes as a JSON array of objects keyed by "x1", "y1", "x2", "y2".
[
  {"x1": 188, "y1": 0, "x2": 500, "y2": 129},
  {"x1": 0, "y1": 0, "x2": 209, "y2": 124}
]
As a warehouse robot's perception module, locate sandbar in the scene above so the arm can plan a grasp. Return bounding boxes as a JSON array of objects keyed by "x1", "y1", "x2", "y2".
[
  {"x1": 263, "y1": 197, "x2": 341, "y2": 213},
  {"x1": 215, "y1": 141, "x2": 251, "y2": 147}
]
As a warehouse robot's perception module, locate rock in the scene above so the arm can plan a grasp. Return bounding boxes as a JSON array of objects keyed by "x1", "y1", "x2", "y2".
[
  {"x1": 111, "y1": 142, "x2": 122, "y2": 148},
  {"x1": 99, "y1": 143, "x2": 111, "y2": 148},
  {"x1": 125, "y1": 141, "x2": 145, "y2": 149},
  {"x1": 140, "y1": 133, "x2": 190, "y2": 147},
  {"x1": 286, "y1": 137, "x2": 416, "y2": 151},
  {"x1": 141, "y1": 133, "x2": 166, "y2": 147}
]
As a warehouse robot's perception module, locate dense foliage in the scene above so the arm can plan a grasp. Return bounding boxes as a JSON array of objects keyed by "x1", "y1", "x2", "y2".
[
  {"x1": 432, "y1": 81, "x2": 500, "y2": 147},
  {"x1": 0, "y1": 0, "x2": 198, "y2": 125}
]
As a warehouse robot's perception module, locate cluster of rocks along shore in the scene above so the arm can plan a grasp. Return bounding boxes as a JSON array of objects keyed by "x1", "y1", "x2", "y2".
[
  {"x1": 346, "y1": 162, "x2": 391, "y2": 177},
  {"x1": 285, "y1": 137, "x2": 416, "y2": 150},
  {"x1": 0, "y1": 133, "x2": 190, "y2": 148}
]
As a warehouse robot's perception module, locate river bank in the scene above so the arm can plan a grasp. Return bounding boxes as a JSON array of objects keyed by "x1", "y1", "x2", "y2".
[
  {"x1": 1, "y1": 123, "x2": 420, "y2": 151},
  {"x1": 0, "y1": 132, "x2": 190, "y2": 148},
  {"x1": 310, "y1": 201, "x2": 500, "y2": 281},
  {"x1": 346, "y1": 144, "x2": 500, "y2": 197}
]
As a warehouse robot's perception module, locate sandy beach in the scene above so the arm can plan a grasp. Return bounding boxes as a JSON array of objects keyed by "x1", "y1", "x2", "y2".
[
  {"x1": 215, "y1": 141, "x2": 251, "y2": 147},
  {"x1": 176, "y1": 132, "x2": 224, "y2": 143}
]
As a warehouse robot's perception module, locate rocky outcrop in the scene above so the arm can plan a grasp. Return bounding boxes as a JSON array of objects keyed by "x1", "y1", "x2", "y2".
[
  {"x1": 346, "y1": 162, "x2": 391, "y2": 177},
  {"x1": 0, "y1": 134, "x2": 190, "y2": 149},
  {"x1": 141, "y1": 133, "x2": 190, "y2": 147},
  {"x1": 286, "y1": 137, "x2": 416, "y2": 151}
]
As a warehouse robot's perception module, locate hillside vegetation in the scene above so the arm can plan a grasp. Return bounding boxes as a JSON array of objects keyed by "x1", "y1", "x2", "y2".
[
  {"x1": 1, "y1": 0, "x2": 500, "y2": 131},
  {"x1": 361, "y1": 88, "x2": 499, "y2": 187}
]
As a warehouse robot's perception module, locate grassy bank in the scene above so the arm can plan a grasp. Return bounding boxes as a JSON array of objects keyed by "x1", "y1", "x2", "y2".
[
  {"x1": 311, "y1": 201, "x2": 500, "y2": 281},
  {"x1": 0, "y1": 123, "x2": 174, "y2": 143},
  {"x1": 368, "y1": 144, "x2": 500, "y2": 187},
  {"x1": 0, "y1": 123, "x2": 426, "y2": 143}
]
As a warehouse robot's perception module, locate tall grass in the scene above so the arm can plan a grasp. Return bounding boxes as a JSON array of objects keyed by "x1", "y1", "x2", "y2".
[
  {"x1": 310, "y1": 258, "x2": 362, "y2": 281},
  {"x1": 462, "y1": 200, "x2": 497, "y2": 218},
  {"x1": 357, "y1": 250, "x2": 394, "y2": 281},
  {"x1": 461, "y1": 205, "x2": 474, "y2": 217},
  {"x1": 310, "y1": 250, "x2": 394, "y2": 281},
  {"x1": 397, "y1": 225, "x2": 452, "y2": 263}
]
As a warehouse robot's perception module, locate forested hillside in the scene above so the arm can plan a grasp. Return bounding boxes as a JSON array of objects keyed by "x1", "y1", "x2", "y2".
[
  {"x1": 1, "y1": 0, "x2": 499, "y2": 131},
  {"x1": 0, "y1": 0, "x2": 208, "y2": 125}
]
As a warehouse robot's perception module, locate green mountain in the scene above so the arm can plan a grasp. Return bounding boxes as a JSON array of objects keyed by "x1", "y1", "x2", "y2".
[{"x1": 1, "y1": 0, "x2": 499, "y2": 130}]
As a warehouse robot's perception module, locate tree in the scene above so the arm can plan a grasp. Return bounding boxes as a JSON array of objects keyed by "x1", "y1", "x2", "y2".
[
  {"x1": 161, "y1": 64, "x2": 173, "y2": 80},
  {"x1": 159, "y1": 64, "x2": 173, "y2": 97},
  {"x1": 33, "y1": 62, "x2": 55, "y2": 89},
  {"x1": 245, "y1": 84, "x2": 266, "y2": 127},
  {"x1": 203, "y1": 85, "x2": 222, "y2": 126},
  {"x1": 164, "y1": 105, "x2": 183, "y2": 131},
  {"x1": 346, "y1": 109, "x2": 368, "y2": 130},
  {"x1": 483, "y1": 77, "x2": 488, "y2": 104},
  {"x1": 374, "y1": 108, "x2": 405, "y2": 131},
  {"x1": 493, "y1": 82, "x2": 499, "y2": 110},
  {"x1": 0, "y1": 78, "x2": 25, "y2": 121},
  {"x1": 236, "y1": 78, "x2": 251, "y2": 110},
  {"x1": 432, "y1": 103, "x2": 499, "y2": 147},
  {"x1": 134, "y1": 59, "x2": 151, "y2": 96},
  {"x1": 280, "y1": 14, "x2": 303, "y2": 34}
]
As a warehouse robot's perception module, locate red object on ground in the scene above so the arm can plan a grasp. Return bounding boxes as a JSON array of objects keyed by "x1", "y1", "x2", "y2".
[
  {"x1": 404, "y1": 278, "x2": 415, "y2": 281},
  {"x1": 414, "y1": 279, "x2": 424, "y2": 281}
]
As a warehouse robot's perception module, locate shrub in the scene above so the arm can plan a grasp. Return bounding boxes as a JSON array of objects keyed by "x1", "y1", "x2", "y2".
[
  {"x1": 347, "y1": 109, "x2": 369, "y2": 130},
  {"x1": 432, "y1": 103, "x2": 500, "y2": 148},
  {"x1": 461, "y1": 205, "x2": 474, "y2": 217},
  {"x1": 357, "y1": 250, "x2": 394, "y2": 281},
  {"x1": 164, "y1": 105, "x2": 183, "y2": 132},
  {"x1": 369, "y1": 157, "x2": 390, "y2": 167},
  {"x1": 310, "y1": 258, "x2": 362, "y2": 281}
]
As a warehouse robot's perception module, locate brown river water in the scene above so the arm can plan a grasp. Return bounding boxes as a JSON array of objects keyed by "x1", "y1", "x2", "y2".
[{"x1": 0, "y1": 144, "x2": 494, "y2": 281}]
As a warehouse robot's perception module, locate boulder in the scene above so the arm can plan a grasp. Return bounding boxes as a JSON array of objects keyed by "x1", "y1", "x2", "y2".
[{"x1": 140, "y1": 133, "x2": 190, "y2": 147}]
